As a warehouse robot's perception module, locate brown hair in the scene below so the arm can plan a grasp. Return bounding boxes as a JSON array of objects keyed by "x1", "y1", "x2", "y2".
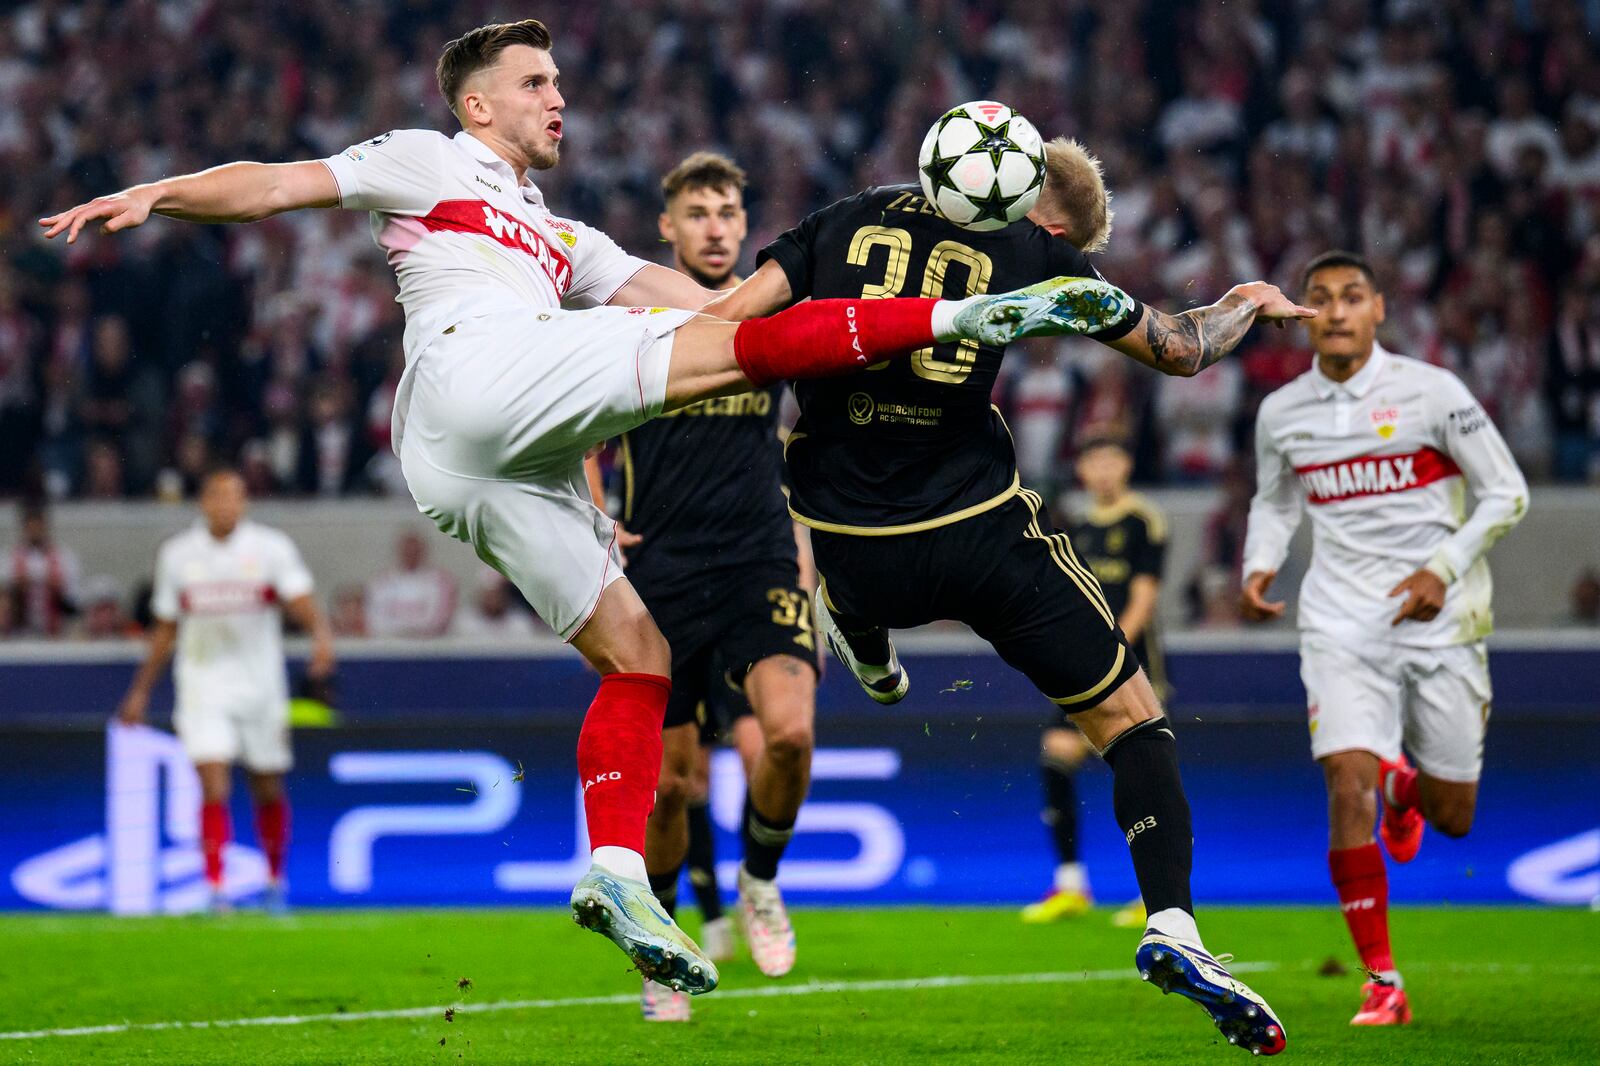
[
  {"x1": 1037, "y1": 137, "x2": 1113, "y2": 253},
  {"x1": 660, "y1": 151, "x2": 748, "y2": 207},
  {"x1": 436, "y1": 20, "x2": 554, "y2": 117}
]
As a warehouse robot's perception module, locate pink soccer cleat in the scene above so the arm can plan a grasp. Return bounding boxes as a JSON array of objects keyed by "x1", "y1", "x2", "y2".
[
  {"x1": 1350, "y1": 979, "x2": 1411, "y2": 1026},
  {"x1": 1379, "y1": 756, "x2": 1425, "y2": 864}
]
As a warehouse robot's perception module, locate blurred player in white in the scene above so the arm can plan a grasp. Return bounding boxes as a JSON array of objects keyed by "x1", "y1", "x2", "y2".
[
  {"x1": 117, "y1": 469, "x2": 335, "y2": 913},
  {"x1": 1241, "y1": 251, "x2": 1528, "y2": 1026},
  {"x1": 44, "y1": 18, "x2": 1128, "y2": 993}
]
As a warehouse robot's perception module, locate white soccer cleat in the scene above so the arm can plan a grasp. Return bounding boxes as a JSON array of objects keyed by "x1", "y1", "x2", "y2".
[
  {"x1": 954, "y1": 275, "x2": 1136, "y2": 346},
  {"x1": 737, "y1": 865, "x2": 797, "y2": 978},
  {"x1": 1136, "y1": 930, "x2": 1287, "y2": 1056},
  {"x1": 699, "y1": 915, "x2": 737, "y2": 963},
  {"x1": 569, "y1": 865, "x2": 720, "y2": 995},
  {"x1": 640, "y1": 977, "x2": 692, "y2": 1022},
  {"x1": 814, "y1": 585, "x2": 909, "y2": 704}
]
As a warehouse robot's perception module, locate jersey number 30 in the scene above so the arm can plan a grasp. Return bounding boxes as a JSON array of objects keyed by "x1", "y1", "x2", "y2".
[{"x1": 846, "y1": 225, "x2": 994, "y2": 384}]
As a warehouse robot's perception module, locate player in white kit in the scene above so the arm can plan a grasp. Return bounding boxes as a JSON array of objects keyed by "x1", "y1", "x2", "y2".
[
  {"x1": 42, "y1": 20, "x2": 1138, "y2": 994},
  {"x1": 117, "y1": 469, "x2": 335, "y2": 913},
  {"x1": 1240, "y1": 251, "x2": 1529, "y2": 1027}
]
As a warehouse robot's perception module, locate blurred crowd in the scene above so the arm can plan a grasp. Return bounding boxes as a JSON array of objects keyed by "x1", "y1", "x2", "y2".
[{"x1": 0, "y1": 0, "x2": 1597, "y2": 509}]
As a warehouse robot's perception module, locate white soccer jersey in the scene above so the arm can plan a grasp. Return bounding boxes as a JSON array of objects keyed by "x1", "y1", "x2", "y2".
[
  {"x1": 150, "y1": 520, "x2": 314, "y2": 715},
  {"x1": 1243, "y1": 345, "x2": 1528, "y2": 647},
  {"x1": 319, "y1": 129, "x2": 653, "y2": 445}
]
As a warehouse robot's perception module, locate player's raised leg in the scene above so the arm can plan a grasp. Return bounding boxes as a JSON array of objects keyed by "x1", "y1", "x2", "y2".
[
  {"x1": 814, "y1": 581, "x2": 909, "y2": 703},
  {"x1": 735, "y1": 654, "x2": 816, "y2": 978},
  {"x1": 662, "y1": 275, "x2": 1137, "y2": 405},
  {"x1": 1020, "y1": 726, "x2": 1094, "y2": 922}
]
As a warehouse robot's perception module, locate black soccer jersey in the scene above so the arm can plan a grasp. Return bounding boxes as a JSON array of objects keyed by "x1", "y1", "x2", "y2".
[
  {"x1": 758, "y1": 184, "x2": 1142, "y2": 534},
  {"x1": 618, "y1": 384, "x2": 797, "y2": 599},
  {"x1": 1069, "y1": 492, "x2": 1168, "y2": 690}
]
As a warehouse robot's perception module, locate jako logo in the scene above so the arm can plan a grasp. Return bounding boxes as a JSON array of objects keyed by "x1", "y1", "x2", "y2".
[
  {"x1": 582, "y1": 771, "x2": 622, "y2": 793},
  {"x1": 845, "y1": 305, "x2": 864, "y2": 360}
]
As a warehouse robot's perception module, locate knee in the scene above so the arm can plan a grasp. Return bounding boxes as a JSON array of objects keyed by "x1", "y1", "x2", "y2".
[
  {"x1": 1426, "y1": 800, "x2": 1476, "y2": 838},
  {"x1": 1325, "y1": 766, "x2": 1377, "y2": 820},
  {"x1": 653, "y1": 762, "x2": 694, "y2": 814},
  {"x1": 1041, "y1": 728, "x2": 1089, "y2": 769},
  {"x1": 762, "y1": 715, "x2": 814, "y2": 764}
]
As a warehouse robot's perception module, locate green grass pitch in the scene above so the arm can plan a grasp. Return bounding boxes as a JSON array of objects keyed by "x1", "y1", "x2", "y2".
[{"x1": 1, "y1": 906, "x2": 1594, "y2": 1063}]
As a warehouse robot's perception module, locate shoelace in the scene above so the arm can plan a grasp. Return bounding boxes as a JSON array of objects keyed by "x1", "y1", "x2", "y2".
[{"x1": 745, "y1": 887, "x2": 787, "y2": 930}]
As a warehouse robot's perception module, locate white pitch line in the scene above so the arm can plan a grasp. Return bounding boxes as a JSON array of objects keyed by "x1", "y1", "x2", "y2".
[{"x1": 0, "y1": 962, "x2": 1277, "y2": 1041}]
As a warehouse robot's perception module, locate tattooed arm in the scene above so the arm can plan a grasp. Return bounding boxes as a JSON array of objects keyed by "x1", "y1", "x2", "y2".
[{"x1": 1106, "y1": 281, "x2": 1315, "y2": 377}]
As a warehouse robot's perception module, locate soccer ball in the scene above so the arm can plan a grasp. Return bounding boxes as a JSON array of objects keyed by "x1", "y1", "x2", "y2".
[{"x1": 918, "y1": 101, "x2": 1046, "y2": 232}]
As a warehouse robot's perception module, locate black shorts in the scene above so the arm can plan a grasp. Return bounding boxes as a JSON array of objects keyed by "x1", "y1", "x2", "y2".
[
  {"x1": 811, "y1": 488, "x2": 1141, "y2": 712},
  {"x1": 696, "y1": 655, "x2": 754, "y2": 746},
  {"x1": 639, "y1": 559, "x2": 821, "y2": 731}
]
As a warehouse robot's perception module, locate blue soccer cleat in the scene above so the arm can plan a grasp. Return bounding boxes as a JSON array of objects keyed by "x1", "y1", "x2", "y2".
[
  {"x1": 1136, "y1": 931, "x2": 1287, "y2": 1056},
  {"x1": 570, "y1": 866, "x2": 719, "y2": 995}
]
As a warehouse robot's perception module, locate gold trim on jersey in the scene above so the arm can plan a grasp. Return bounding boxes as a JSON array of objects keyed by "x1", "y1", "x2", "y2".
[
  {"x1": 1049, "y1": 643, "x2": 1127, "y2": 706},
  {"x1": 1087, "y1": 491, "x2": 1168, "y2": 542},
  {"x1": 791, "y1": 473, "x2": 1021, "y2": 536},
  {"x1": 1019, "y1": 488, "x2": 1115, "y2": 628}
]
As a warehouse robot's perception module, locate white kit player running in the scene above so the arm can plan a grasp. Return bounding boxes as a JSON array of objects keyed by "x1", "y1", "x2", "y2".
[
  {"x1": 1241, "y1": 251, "x2": 1528, "y2": 1027},
  {"x1": 45, "y1": 19, "x2": 1134, "y2": 995},
  {"x1": 118, "y1": 469, "x2": 335, "y2": 913}
]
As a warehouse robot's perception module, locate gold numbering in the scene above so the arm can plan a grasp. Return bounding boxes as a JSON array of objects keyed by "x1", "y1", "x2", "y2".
[{"x1": 845, "y1": 227, "x2": 993, "y2": 384}]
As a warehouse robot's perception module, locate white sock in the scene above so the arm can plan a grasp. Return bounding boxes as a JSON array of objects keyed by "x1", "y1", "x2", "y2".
[
  {"x1": 591, "y1": 845, "x2": 648, "y2": 884},
  {"x1": 930, "y1": 296, "x2": 979, "y2": 342},
  {"x1": 1378, "y1": 968, "x2": 1404, "y2": 989},
  {"x1": 1146, "y1": 906, "x2": 1203, "y2": 948},
  {"x1": 1053, "y1": 862, "x2": 1087, "y2": 894}
]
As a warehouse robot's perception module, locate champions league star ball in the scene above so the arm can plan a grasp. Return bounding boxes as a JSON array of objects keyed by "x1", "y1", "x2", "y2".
[{"x1": 918, "y1": 101, "x2": 1046, "y2": 232}]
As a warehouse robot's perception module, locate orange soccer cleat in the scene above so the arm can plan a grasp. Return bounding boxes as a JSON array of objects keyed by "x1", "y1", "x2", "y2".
[
  {"x1": 1350, "y1": 979, "x2": 1412, "y2": 1026},
  {"x1": 1379, "y1": 756, "x2": 1425, "y2": 864}
]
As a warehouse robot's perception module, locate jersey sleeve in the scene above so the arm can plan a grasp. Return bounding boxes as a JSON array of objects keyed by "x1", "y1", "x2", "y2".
[
  {"x1": 150, "y1": 543, "x2": 180, "y2": 622},
  {"x1": 1131, "y1": 508, "x2": 1168, "y2": 580},
  {"x1": 320, "y1": 130, "x2": 445, "y2": 213},
  {"x1": 758, "y1": 193, "x2": 861, "y2": 301},
  {"x1": 558, "y1": 216, "x2": 652, "y2": 308},
  {"x1": 271, "y1": 534, "x2": 316, "y2": 602},
  {"x1": 1242, "y1": 399, "x2": 1305, "y2": 579},
  {"x1": 1423, "y1": 372, "x2": 1530, "y2": 584},
  {"x1": 1044, "y1": 241, "x2": 1143, "y2": 343}
]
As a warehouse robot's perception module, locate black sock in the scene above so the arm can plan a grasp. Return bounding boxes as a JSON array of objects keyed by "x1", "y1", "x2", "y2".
[
  {"x1": 1101, "y1": 716, "x2": 1193, "y2": 916},
  {"x1": 684, "y1": 800, "x2": 724, "y2": 922},
  {"x1": 1041, "y1": 759, "x2": 1079, "y2": 864},
  {"x1": 830, "y1": 603, "x2": 892, "y2": 665},
  {"x1": 647, "y1": 868, "x2": 680, "y2": 919},
  {"x1": 740, "y1": 794, "x2": 795, "y2": 881}
]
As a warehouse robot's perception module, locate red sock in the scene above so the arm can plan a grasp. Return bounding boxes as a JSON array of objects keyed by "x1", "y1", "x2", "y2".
[
  {"x1": 733, "y1": 298, "x2": 941, "y2": 386},
  {"x1": 201, "y1": 801, "x2": 231, "y2": 888},
  {"x1": 577, "y1": 673, "x2": 669, "y2": 855},
  {"x1": 1384, "y1": 763, "x2": 1420, "y2": 810},
  {"x1": 1329, "y1": 843, "x2": 1394, "y2": 973},
  {"x1": 254, "y1": 797, "x2": 290, "y2": 881}
]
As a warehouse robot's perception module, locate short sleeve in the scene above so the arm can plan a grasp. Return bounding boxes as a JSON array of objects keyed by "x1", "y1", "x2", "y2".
[
  {"x1": 1046, "y1": 240, "x2": 1143, "y2": 343},
  {"x1": 557, "y1": 216, "x2": 651, "y2": 308},
  {"x1": 271, "y1": 534, "x2": 315, "y2": 602},
  {"x1": 1131, "y1": 511, "x2": 1167, "y2": 579},
  {"x1": 757, "y1": 192, "x2": 865, "y2": 300},
  {"x1": 150, "y1": 544, "x2": 180, "y2": 622},
  {"x1": 321, "y1": 129, "x2": 444, "y2": 214}
]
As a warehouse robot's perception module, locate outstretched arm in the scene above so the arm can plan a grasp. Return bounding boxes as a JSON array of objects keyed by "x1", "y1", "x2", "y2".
[
  {"x1": 40, "y1": 160, "x2": 341, "y2": 242},
  {"x1": 1108, "y1": 282, "x2": 1315, "y2": 378}
]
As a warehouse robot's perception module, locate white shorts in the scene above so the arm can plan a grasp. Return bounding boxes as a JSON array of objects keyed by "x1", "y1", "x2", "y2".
[
  {"x1": 174, "y1": 702, "x2": 293, "y2": 773},
  {"x1": 399, "y1": 304, "x2": 696, "y2": 640},
  {"x1": 1299, "y1": 635, "x2": 1492, "y2": 782}
]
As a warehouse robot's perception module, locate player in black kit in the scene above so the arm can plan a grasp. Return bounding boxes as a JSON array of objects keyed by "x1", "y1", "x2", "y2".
[
  {"x1": 587, "y1": 153, "x2": 818, "y2": 1021},
  {"x1": 1023, "y1": 434, "x2": 1168, "y2": 928},
  {"x1": 708, "y1": 135, "x2": 1312, "y2": 1055}
]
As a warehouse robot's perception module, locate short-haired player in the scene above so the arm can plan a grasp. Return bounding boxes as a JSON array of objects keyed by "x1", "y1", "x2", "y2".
[
  {"x1": 1241, "y1": 251, "x2": 1529, "y2": 1025},
  {"x1": 117, "y1": 469, "x2": 335, "y2": 913}
]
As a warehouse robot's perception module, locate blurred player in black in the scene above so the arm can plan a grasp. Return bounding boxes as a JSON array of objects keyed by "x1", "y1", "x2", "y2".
[
  {"x1": 586, "y1": 152, "x2": 819, "y2": 1021},
  {"x1": 709, "y1": 135, "x2": 1312, "y2": 1055},
  {"x1": 1022, "y1": 434, "x2": 1167, "y2": 929}
]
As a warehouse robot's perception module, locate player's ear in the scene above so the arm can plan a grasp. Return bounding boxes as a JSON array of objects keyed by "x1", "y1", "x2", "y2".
[
  {"x1": 658, "y1": 211, "x2": 674, "y2": 243},
  {"x1": 1373, "y1": 291, "x2": 1386, "y2": 324}
]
